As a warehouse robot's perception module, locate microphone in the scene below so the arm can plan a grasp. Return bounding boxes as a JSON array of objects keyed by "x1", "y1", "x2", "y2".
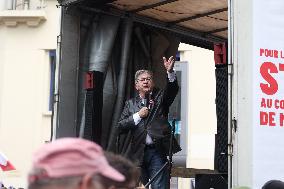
[
  {"x1": 141, "y1": 97, "x2": 147, "y2": 108},
  {"x1": 144, "y1": 93, "x2": 150, "y2": 108},
  {"x1": 145, "y1": 93, "x2": 153, "y2": 109}
]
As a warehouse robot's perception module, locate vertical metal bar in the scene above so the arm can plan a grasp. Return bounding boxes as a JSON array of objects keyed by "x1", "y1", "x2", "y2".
[
  {"x1": 228, "y1": 0, "x2": 234, "y2": 188},
  {"x1": 77, "y1": 17, "x2": 94, "y2": 139},
  {"x1": 12, "y1": 0, "x2": 17, "y2": 10},
  {"x1": 51, "y1": 5, "x2": 63, "y2": 141}
]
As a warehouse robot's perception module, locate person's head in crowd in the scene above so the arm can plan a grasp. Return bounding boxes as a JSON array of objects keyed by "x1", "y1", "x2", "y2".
[
  {"x1": 27, "y1": 138, "x2": 125, "y2": 189},
  {"x1": 262, "y1": 180, "x2": 284, "y2": 189},
  {"x1": 104, "y1": 152, "x2": 140, "y2": 189}
]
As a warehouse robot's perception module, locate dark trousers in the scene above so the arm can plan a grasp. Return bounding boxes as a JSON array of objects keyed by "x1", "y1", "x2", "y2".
[{"x1": 141, "y1": 145, "x2": 169, "y2": 189}]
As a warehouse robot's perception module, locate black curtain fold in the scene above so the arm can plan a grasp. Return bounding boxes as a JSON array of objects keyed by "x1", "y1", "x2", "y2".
[{"x1": 78, "y1": 15, "x2": 181, "y2": 151}]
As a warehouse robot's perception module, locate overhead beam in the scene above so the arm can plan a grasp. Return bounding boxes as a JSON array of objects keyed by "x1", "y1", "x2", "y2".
[
  {"x1": 59, "y1": 0, "x2": 85, "y2": 6},
  {"x1": 206, "y1": 27, "x2": 228, "y2": 34},
  {"x1": 79, "y1": 6, "x2": 226, "y2": 44},
  {"x1": 169, "y1": 7, "x2": 227, "y2": 25},
  {"x1": 59, "y1": 0, "x2": 116, "y2": 6},
  {"x1": 130, "y1": 0, "x2": 178, "y2": 13}
]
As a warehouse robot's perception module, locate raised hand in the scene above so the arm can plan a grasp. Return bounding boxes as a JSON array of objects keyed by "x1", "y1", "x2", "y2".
[{"x1": 163, "y1": 56, "x2": 175, "y2": 73}]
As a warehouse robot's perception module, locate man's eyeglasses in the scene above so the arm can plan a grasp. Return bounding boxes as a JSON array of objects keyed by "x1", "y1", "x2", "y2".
[{"x1": 137, "y1": 77, "x2": 152, "y2": 82}]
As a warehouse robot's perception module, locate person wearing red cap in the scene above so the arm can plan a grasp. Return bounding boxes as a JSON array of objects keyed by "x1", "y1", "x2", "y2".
[{"x1": 27, "y1": 138, "x2": 125, "y2": 189}]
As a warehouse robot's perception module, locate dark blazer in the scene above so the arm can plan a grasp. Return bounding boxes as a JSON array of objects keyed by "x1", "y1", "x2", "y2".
[{"x1": 117, "y1": 78, "x2": 181, "y2": 165}]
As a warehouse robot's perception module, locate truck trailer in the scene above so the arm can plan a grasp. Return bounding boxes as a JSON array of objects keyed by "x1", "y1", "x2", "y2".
[{"x1": 53, "y1": 0, "x2": 284, "y2": 188}]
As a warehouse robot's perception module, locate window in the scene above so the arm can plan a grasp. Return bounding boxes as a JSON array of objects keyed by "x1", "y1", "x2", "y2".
[
  {"x1": 176, "y1": 51, "x2": 181, "y2": 61},
  {"x1": 6, "y1": 0, "x2": 27, "y2": 10},
  {"x1": 49, "y1": 50, "x2": 56, "y2": 111},
  {"x1": 168, "y1": 62, "x2": 188, "y2": 166}
]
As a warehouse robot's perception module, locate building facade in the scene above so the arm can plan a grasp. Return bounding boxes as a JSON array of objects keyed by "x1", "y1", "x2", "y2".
[
  {"x1": 0, "y1": 0, "x2": 59, "y2": 187},
  {"x1": 177, "y1": 44, "x2": 216, "y2": 188}
]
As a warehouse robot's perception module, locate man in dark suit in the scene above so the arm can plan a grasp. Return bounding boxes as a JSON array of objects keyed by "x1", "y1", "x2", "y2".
[{"x1": 118, "y1": 56, "x2": 181, "y2": 189}]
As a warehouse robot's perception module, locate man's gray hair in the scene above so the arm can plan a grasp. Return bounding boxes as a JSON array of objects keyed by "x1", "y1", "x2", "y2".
[{"x1": 135, "y1": 70, "x2": 153, "y2": 83}]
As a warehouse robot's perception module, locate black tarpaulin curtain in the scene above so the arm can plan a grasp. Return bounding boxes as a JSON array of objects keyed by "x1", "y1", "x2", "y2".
[{"x1": 77, "y1": 13, "x2": 180, "y2": 152}]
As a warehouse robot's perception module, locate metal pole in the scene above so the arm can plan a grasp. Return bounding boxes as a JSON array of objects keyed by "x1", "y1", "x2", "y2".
[
  {"x1": 51, "y1": 5, "x2": 63, "y2": 141},
  {"x1": 227, "y1": 0, "x2": 234, "y2": 188},
  {"x1": 12, "y1": 0, "x2": 16, "y2": 10},
  {"x1": 144, "y1": 162, "x2": 169, "y2": 188},
  {"x1": 167, "y1": 119, "x2": 176, "y2": 189}
]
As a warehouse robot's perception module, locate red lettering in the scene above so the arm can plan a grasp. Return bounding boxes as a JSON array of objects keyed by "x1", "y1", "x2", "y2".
[
  {"x1": 275, "y1": 99, "x2": 279, "y2": 109},
  {"x1": 259, "y1": 49, "x2": 279, "y2": 58},
  {"x1": 260, "y1": 111, "x2": 268, "y2": 125},
  {"x1": 280, "y1": 100, "x2": 284, "y2": 109},
  {"x1": 265, "y1": 49, "x2": 274, "y2": 57},
  {"x1": 279, "y1": 63, "x2": 284, "y2": 71},
  {"x1": 261, "y1": 98, "x2": 266, "y2": 108},
  {"x1": 260, "y1": 48, "x2": 264, "y2": 56},
  {"x1": 275, "y1": 100, "x2": 284, "y2": 109},
  {"x1": 280, "y1": 113, "x2": 284, "y2": 127},
  {"x1": 274, "y1": 99, "x2": 284, "y2": 109},
  {"x1": 274, "y1": 50, "x2": 279, "y2": 58},
  {"x1": 260, "y1": 62, "x2": 278, "y2": 95},
  {"x1": 260, "y1": 111, "x2": 276, "y2": 126},
  {"x1": 267, "y1": 99, "x2": 272, "y2": 108},
  {"x1": 269, "y1": 112, "x2": 276, "y2": 126}
]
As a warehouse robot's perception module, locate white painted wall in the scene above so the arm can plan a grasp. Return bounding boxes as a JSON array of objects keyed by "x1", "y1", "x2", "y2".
[
  {"x1": 0, "y1": 0, "x2": 5, "y2": 10},
  {"x1": 231, "y1": 0, "x2": 254, "y2": 188},
  {"x1": 0, "y1": 0, "x2": 59, "y2": 187},
  {"x1": 178, "y1": 44, "x2": 217, "y2": 189},
  {"x1": 179, "y1": 43, "x2": 216, "y2": 169}
]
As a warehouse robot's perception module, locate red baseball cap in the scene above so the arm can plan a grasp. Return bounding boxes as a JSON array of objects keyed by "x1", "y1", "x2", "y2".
[{"x1": 28, "y1": 138, "x2": 125, "y2": 183}]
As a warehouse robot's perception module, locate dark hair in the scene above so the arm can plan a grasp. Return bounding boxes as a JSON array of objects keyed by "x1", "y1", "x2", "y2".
[
  {"x1": 28, "y1": 176, "x2": 82, "y2": 189},
  {"x1": 262, "y1": 180, "x2": 284, "y2": 189},
  {"x1": 104, "y1": 152, "x2": 140, "y2": 188},
  {"x1": 28, "y1": 174, "x2": 117, "y2": 189}
]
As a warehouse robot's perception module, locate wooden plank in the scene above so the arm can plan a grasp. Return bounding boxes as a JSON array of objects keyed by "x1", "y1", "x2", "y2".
[
  {"x1": 171, "y1": 167, "x2": 219, "y2": 178},
  {"x1": 109, "y1": 0, "x2": 228, "y2": 38},
  {"x1": 130, "y1": 0, "x2": 178, "y2": 13},
  {"x1": 169, "y1": 7, "x2": 227, "y2": 24},
  {"x1": 111, "y1": 0, "x2": 160, "y2": 11},
  {"x1": 179, "y1": 16, "x2": 227, "y2": 32},
  {"x1": 136, "y1": 167, "x2": 219, "y2": 178},
  {"x1": 206, "y1": 27, "x2": 228, "y2": 34}
]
